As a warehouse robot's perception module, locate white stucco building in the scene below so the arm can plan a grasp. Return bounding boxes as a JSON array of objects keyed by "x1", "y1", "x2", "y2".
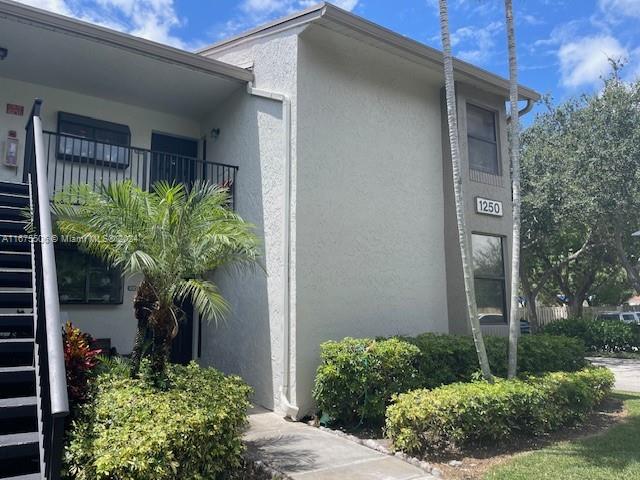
[{"x1": 0, "y1": 1, "x2": 539, "y2": 416}]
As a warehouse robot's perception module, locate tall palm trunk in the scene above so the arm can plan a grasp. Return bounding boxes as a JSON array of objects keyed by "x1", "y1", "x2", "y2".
[
  {"x1": 438, "y1": 0, "x2": 492, "y2": 381},
  {"x1": 505, "y1": 0, "x2": 521, "y2": 379},
  {"x1": 130, "y1": 280, "x2": 157, "y2": 376}
]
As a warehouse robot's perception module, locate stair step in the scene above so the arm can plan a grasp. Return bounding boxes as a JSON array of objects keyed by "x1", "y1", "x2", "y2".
[
  {"x1": 0, "y1": 206, "x2": 28, "y2": 222},
  {"x1": 0, "y1": 291, "x2": 33, "y2": 309},
  {"x1": 0, "y1": 193, "x2": 29, "y2": 209},
  {"x1": 0, "y1": 314, "x2": 33, "y2": 338},
  {"x1": 0, "y1": 237, "x2": 31, "y2": 253},
  {"x1": 0, "y1": 396, "x2": 37, "y2": 420},
  {"x1": 0, "y1": 270, "x2": 32, "y2": 289},
  {"x1": 0, "y1": 367, "x2": 35, "y2": 399},
  {"x1": 0, "y1": 252, "x2": 31, "y2": 269},
  {"x1": 0, "y1": 182, "x2": 29, "y2": 197},
  {"x1": 0, "y1": 431, "x2": 39, "y2": 460},
  {"x1": 0, "y1": 221, "x2": 28, "y2": 237}
]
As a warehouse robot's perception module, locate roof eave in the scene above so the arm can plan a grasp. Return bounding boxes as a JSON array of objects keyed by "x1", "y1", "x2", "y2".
[
  {"x1": 200, "y1": 2, "x2": 540, "y2": 103},
  {"x1": 0, "y1": 0, "x2": 254, "y2": 83}
]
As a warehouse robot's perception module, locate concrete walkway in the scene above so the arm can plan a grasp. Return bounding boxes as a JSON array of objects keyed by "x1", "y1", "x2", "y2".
[
  {"x1": 588, "y1": 357, "x2": 640, "y2": 392},
  {"x1": 245, "y1": 407, "x2": 437, "y2": 479}
]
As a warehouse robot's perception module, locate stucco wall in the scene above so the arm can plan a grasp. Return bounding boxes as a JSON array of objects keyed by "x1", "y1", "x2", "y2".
[
  {"x1": 199, "y1": 30, "x2": 300, "y2": 410},
  {"x1": 0, "y1": 76, "x2": 201, "y2": 353},
  {"x1": 295, "y1": 25, "x2": 450, "y2": 414},
  {"x1": 441, "y1": 84, "x2": 514, "y2": 335}
]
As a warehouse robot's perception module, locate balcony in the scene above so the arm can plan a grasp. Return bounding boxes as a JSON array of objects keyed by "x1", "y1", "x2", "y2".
[{"x1": 27, "y1": 131, "x2": 238, "y2": 207}]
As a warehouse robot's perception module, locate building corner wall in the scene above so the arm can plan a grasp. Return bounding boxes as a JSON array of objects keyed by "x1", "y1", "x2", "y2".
[{"x1": 198, "y1": 29, "x2": 302, "y2": 413}]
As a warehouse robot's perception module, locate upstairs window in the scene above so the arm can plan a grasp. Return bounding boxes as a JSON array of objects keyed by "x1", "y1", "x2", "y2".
[
  {"x1": 57, "y1": 112, "x2": 131, "y2": 168},
  {"x1": 467, "y1": 104, "x2": 500, "y2": 176},
  {"x1": 472, "y1": 233, "x2": 507, "y2": 325}
]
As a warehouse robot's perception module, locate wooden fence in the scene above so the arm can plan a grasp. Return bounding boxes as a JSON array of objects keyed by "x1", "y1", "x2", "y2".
[{"x1": 517, "y1": 305, "x2": 640, "y2": 328}]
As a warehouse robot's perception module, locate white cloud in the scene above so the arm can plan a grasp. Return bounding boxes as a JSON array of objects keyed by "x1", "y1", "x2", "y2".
[
  {"x1": 599, "y1": 0, "x2": 640, "y2": 18},
  {"x1": 558, "y1": 35, "x2": 627, "y2": 88},
  {"x1": 15, "y1": 0, "x2": 195, "y2": 50},
  {"x1": 450, "y1": 21, "x2": 502, "y2": 64}
]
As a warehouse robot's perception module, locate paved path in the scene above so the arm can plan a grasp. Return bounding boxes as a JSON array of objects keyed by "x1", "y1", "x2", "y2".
[
  {"x1": 245, "y1": 407, "x2": 436, "y2": 480},
  {"x1": 588, "y1": 357, "x2": 640, "y2": 392}
]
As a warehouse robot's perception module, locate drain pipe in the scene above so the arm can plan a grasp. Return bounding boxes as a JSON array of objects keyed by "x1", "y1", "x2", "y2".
[{"x1": 246, "y1": 82, "x2": 298, "y2": 420}]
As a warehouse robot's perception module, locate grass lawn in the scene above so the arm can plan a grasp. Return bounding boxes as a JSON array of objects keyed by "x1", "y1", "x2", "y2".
[{"x1": 485, "y1": 392, "x2": 640, "y2": 480}]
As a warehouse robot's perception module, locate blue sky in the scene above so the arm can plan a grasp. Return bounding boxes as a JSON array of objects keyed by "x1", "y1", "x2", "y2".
[{"x1": 17, "y1": 0, "x2": 640, "y2": 119}]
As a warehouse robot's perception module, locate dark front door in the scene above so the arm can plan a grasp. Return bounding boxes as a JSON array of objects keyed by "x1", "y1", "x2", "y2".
[
  {"x1": 150, "y1": 133, "x2": 197, "y2": 364},
  {"x1": 150, "y1": 133, "x2": 199, "y2": 187},
  {"x1": 170, "y1": 300, "x2": 194, "y2": 365}
]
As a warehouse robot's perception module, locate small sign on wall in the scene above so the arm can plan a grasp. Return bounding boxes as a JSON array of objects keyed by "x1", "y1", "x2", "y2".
[
  {"x1": 475, "y1": 196, "x2": 503, "y2": 217},
  {"x1": 6, "y1": 104, "x2": 24, "y2": 116}
]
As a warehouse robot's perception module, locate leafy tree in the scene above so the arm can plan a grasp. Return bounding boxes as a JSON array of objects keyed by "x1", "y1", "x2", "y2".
[
  {"x1": 520, "y1": 65, "x2": 640, "y2": 324},
  {"x1": 53, "y1": 181, "x2": 260, "y2": 378}
]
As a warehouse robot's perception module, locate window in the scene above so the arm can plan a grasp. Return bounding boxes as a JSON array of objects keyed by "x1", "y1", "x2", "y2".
[
  {"x1": 472, "y1": 234, "x2": 506, "y2": 324},
  {"x1": 467, "y1": 104, "x2": 500, "y2": 176},
  {"x1": 57, "y1": 112, "x2": 131, "y2": 168},
  {"x1": 56, "y1": 246, "x2": 123, "y2": 304}
]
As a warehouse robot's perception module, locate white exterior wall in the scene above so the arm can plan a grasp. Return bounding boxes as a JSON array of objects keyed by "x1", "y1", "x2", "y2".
[
  {"x1": 294, "y1": 26, "x2": 449, "y2": 414},
  {"x1": 199, "y1": 30, "x2": 301, "y2": 410},
  {"x1": 0, "y1": 77, "x2": 201, "y2": 353}
]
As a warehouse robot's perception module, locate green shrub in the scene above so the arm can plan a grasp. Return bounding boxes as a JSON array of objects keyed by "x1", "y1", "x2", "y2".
[
  {"x1": 385, "y1": 367, "x2": 614, "y2": 454},
  {"x1": 542, "y1": 317, "x2": 636, "y2": 352},
  {"x1": 63, "y1": 362, "x2": 251, "y2": 480},
  {"x1": 406, "y1": 333, "x2": 586, "y2": 387},
  {"x1": 313, "y1": 338, "x2": 421, "y2": 425}
]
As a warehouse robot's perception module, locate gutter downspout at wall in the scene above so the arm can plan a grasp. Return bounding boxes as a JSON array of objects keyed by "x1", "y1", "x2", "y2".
[{"x1": 246, "y1": 83, "x2": 298, "y2": 420}]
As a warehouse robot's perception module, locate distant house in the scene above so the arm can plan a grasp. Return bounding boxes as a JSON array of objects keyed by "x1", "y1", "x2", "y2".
[{"x1": 0, "y1": 0, "x2": 538, "y2": 417}]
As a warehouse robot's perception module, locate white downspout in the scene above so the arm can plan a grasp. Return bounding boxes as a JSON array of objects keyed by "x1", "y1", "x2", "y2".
[{"x1": 246, "y1": 83, "x2": 298, "y2": 420}]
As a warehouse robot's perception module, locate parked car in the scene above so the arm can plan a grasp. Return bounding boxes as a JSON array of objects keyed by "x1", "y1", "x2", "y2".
[{"x1": 596, "y1": 311, "x2": 640, "y2": 325}]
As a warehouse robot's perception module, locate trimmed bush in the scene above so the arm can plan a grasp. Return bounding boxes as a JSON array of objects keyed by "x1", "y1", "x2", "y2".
[
  {"x1": 313, "y1": 334, "x2": 585, "y2": 426},
  {"x1": 385, "y1": 367, "x2": 614, "y2": 454},
  {"x1": 542, "y1": 317, "x2": 637, "y2": 352},
  {"x1": 407, "y1": 333, "x2": 586, "y2": 387},
  {"x1": 313, "y1": 338, "x2": 421, "y2": 425},
  {"x1": 63, "y1": 362, "x2": 251, "y2": 480}
]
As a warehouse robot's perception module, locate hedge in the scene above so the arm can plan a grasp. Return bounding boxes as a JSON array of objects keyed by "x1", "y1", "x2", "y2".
[
  {"x1": 63, "y1": 362, "x2": 251, "y2": 480},
  {"x1": 385, "y1": 367, "x2": 614, "y2": 454},
  {"x1": 542, "y1": 317, "x2": 640, "y2": 352},
  {"x1": 408, "y1": 333, "x2": 586, "y2": 387},
  {"x1": 312, "y1": 338, "x2": 421, "y2": 425},
  {"x1": 313, "y1": 334, "x2": 586, "y2": 425}
]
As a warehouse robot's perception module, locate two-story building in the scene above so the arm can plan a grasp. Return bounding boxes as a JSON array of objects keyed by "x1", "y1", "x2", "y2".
[{"x1": 0, "y1": 0, "x2": 539, "y2": 417}]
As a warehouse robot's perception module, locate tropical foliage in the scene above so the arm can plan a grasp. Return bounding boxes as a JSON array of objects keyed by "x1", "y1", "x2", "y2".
[
  {"x1": 53, "y1": 181, "x2": 260, "y2": 377},
  {"x1": 63, "y1": 322, "x2": 102, "y2": 405}
]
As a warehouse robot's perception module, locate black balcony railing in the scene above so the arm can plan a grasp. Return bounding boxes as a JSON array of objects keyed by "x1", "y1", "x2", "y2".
[{"x1": 23, "y1": 131, "x2": 238, "y2": 208}]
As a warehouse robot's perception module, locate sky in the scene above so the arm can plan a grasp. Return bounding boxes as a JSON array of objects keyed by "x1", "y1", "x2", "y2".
[{"x1": 15, "y1": 0, "x2": 640, "y2": 120}]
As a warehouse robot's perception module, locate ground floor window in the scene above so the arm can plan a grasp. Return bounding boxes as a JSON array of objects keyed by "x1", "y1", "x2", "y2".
[
  {"x1": 472, "y1": 233, "x2": 507, "y2": 324},
  {"x1": 55, "y1": 245, "x2": 123, "y2": 304}
]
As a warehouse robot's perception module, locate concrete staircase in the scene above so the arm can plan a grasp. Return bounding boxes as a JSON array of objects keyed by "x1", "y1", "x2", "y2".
[{"x1": 0, "y1": 181, "x2": 43, "y2": 480}]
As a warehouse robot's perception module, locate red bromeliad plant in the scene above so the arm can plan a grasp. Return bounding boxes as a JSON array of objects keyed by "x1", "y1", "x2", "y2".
[{"x1": 63, "y1": 322, "x2": 102, "y2": 404}]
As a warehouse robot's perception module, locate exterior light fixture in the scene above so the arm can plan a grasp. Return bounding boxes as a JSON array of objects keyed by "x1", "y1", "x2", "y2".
[{"x1": 0, "y1": 47, "x2": 7, "y2": 60}]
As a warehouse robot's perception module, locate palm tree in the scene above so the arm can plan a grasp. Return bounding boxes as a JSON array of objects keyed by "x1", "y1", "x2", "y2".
[
  {"x1": 504, "y1": 0, "x2": 521, "y2": 379},
  {"x1": 438, "y1": 0, "x2": 492, "y2": 380},
  {"x1": 53, "y1": 181, "x2": 260, "y2": 377}
]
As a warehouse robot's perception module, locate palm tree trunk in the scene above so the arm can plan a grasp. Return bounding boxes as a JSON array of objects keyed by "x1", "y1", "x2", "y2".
[
  {"x1": 505, "y1": 0, "x2": 521, "y2": 379},
  {"x1": 439, "y1": 0, "x2": 492, "y2": 381},
  {"x1": 130, "y1": 280, "x2": 157, "y2": 376},
  {"x1": 149, "y1": 305, "x2": 175, "y2": 380}
]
